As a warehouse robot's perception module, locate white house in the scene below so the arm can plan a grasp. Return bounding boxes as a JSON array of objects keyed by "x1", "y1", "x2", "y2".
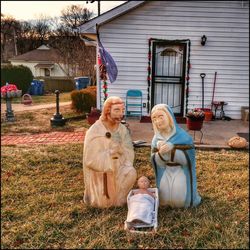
[
  {"x1": 9, "y1": 45, "x2": 68, "y2": 78},
  {"x1": 78, "y1": 0, "x2": 249, "y2": 119}
]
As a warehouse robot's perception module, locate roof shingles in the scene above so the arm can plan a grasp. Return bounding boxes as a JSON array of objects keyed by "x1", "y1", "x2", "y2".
[{"x1": 10, "y1": 46, "x2": 62, "y2": 62}]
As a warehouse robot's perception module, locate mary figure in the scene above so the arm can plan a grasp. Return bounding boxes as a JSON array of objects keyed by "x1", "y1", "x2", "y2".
[{"x1": 151, "y1": 104, "x2": 201, "y2": 208}]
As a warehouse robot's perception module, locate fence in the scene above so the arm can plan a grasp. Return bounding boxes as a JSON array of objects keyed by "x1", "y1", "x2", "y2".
[{"x1": 39, "y1": 77, "x2": 75, "y2": 93}]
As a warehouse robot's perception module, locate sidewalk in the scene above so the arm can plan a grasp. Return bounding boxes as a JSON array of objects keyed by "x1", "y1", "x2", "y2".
[{"x1": 1, "y1": 131, "x2": 84, "y2": 146}]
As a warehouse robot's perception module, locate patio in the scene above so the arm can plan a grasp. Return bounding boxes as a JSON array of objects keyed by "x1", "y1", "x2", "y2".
[{"x1": 127, "y1": 118, "x2": 249, "y2": 149}]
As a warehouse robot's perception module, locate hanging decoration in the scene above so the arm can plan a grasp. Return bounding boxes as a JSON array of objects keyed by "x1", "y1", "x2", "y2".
[
  {"x1": 98, "y1": 55, "x2": 108, "y2": 101},
  {"x1": 147, "y1": 38, "x2": 191, "y2": 114},
  {"x1": 147, "y1": 38, "x2": 153, "y2": 113}
]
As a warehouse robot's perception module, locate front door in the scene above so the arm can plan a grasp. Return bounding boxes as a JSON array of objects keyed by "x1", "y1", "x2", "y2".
[{"x1": 152, "y1": 41, "x2": 187, "y2": 116}]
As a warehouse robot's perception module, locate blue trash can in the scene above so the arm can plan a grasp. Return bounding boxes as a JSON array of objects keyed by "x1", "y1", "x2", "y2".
[
  {"x1": 29, "y1": 80, "x2": 44, "y2": 95},
  {"x1": 34, "y1": 80, "x2": 39, "y2": 95},
  {"x1": 37, "y1": 80, "x2": 44, "y2": 95},
  {"x1": 74, "y1": 77, "x2": 90, "y2": 90},
  {"x1": 35, "y1": 80, "x2": 39, "y2": 95},
  {"x1": 29, "y1": 81, "x2": 36, "y2": 95},
  {"x1": 27, "y1": 83, "x2": 32, "y2": 95}
]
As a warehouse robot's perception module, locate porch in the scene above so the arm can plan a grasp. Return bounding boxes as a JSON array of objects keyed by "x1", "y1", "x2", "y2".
[{"x1": 127, "y1": 118, "x2": 249, "y2": 149}]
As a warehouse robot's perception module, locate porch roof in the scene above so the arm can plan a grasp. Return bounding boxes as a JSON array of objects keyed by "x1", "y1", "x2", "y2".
[{"x1": 34, "y1": 63, "x2": 54, "y2": 69}]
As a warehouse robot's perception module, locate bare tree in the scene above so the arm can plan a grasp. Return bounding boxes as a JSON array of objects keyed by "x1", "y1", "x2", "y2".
[
  {"x1": 1, "y1": 13, "x2": 53, "y2": 61},
  {"x1": 60, "y1": 4, "x2": 93, "y2": 32},
  {"x1": 33, "y1": 14, "x2": 52, "y2": 42},
  {"x1": 1, "y1": 5, "x2": 96, "y2": 82},
  {"x1": 1, "y1": 14, "x2": 20, "y2": 62},
  {"x1": 49, "y1": 4, "x2": 96, "y2": 81}
]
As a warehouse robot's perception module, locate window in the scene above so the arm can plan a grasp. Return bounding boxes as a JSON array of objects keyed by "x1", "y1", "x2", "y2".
[{"x1": 45, "y1": 68, "x2": 50, "y2": 76}]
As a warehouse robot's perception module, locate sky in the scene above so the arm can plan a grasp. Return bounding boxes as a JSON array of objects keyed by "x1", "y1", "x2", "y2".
[{"x1": 1, "y1": 1, "x2": 127, "y2": 21}]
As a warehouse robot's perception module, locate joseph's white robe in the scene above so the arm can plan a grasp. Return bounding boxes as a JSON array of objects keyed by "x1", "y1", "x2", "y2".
[{"x1": 83, "y1": 119, "x2": 137, "y2": 208}]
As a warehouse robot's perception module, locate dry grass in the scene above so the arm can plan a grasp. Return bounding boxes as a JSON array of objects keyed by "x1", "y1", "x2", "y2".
[
  {"x1": 1, "y1": 97, "x2": 249, "y2": 248},
  {"x1": 1, "y1": 145, "x2": 249, "y2": 249},
  {"x1": 10, "y1": 92, "x2": 72, "y2": 104},
  {"x1": 1, "y1": 105, "x2": 90, "y2": 135}
]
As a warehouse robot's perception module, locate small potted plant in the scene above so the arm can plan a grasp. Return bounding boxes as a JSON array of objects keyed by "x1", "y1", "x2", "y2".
[
  {"x1": 87, "y1": 107, "x2": 101, "y2": 125},
  {"x1": 186, "y1": 108, "x2": 205, "y2": 131}
]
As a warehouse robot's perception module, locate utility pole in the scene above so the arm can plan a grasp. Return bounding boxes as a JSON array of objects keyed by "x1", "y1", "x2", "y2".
[
  {"x1": 13, "y1": 28, "x2": 18, "y2": 56},
  {"x1": 86, "y1": 0, "x2": 101, "y2": 16}
]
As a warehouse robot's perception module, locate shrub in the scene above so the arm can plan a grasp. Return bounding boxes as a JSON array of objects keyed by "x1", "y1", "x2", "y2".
[
  {"x1": 71, "y1": 86, "x2": 97, "y2": 113},
  {"x1": 1, "y1": 65, "x2": 33, "y2": 93}
]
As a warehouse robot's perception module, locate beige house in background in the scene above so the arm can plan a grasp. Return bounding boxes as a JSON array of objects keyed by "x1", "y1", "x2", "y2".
[{"x1": 9, "y1": 45, "x2": 68, "y2": 78}]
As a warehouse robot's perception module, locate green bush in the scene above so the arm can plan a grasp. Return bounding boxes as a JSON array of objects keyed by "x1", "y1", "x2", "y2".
[
  {"x1": 1, "y1": 65, "x2": 34, "y2": 93},
  {"x1": 71, "y1": 86, "x2": 97, "y2": 113}
]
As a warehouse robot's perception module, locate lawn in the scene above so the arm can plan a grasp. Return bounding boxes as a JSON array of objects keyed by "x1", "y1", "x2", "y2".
[
  {"x1": 9, "y1": 92, "x2": 72, "y2": 104},
  {"x1": 1, "y1": 144, "x2": 249, "y2": 249},
  {"x1": 1, "y1": 105, "x2": 90, "y2": 135}
]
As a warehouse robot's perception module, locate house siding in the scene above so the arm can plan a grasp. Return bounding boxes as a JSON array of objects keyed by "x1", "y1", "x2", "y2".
[{"x1": 97, "y1": 0, "x2": 249, "y2": 119}]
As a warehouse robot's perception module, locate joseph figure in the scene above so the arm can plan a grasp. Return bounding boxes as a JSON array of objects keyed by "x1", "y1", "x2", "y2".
[{"x1": 83, "y1": 96, "x2": 137, "y2": 208}]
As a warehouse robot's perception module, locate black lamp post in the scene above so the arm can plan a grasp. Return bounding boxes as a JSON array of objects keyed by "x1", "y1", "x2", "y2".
[{"x1": 50, "y1": 90, "x2": 66, "y2": 126}]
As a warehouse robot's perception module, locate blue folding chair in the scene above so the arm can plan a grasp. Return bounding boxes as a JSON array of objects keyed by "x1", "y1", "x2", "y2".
[{"x1": 125, "y1": 89, "x2": 143, "y2": 119}]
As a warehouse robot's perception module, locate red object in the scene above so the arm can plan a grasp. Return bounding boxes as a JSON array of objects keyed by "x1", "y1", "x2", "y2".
[
  {"x1": 97, "y1": 55, "x2": 102, "y2": 65},
  {"x1": 199, "y1": 108, "x2": 213, "y2": 121},
  {"x1": 140, "y1": 116, "x2": 152, "y2": 123},
  {"x1": 211, "y1": 71, "x2": 217, "y2": 109},
  {"x1": 22, "y1": 94, "x2": 32, "y2": 105},
  {"x1": 186, "y1": 118, "x2": 203, "y2": 131},
  {"x1": 204, "y1": 111, "x2": 213, "y2": 121},
  {"x1": 87, "y1": 114, "x2": 100, "y2": 125},
  {"x1": 1, "y1": 84, "x2": 18, "y2": 93}
]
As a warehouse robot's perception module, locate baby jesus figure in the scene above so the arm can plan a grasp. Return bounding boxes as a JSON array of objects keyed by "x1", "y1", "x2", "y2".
[
  {"x1": 132, "y1": 176, "x2": 155, "y2": 198},
  {"x1": 125, "y1": 176, "x2": 156, "y2": 229}
]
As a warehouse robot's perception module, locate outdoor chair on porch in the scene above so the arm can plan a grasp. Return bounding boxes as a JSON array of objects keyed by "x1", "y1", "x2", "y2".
[{"x1": 125, "y1": 89, "x2": 143, "y2": 119}]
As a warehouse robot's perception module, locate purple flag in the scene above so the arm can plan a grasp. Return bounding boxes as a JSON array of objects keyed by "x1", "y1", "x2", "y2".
[{"x1": 97, "y1": 32, "x2": 118, "y2": 83}]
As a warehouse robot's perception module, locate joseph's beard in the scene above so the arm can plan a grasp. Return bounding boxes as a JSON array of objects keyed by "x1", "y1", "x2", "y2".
[
  {"x1": 109, "y1": 116, "x2": 122, "y2": 124},
  {"x1": 113, "y1": 117, "x2": 122, "y2": 123}
]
